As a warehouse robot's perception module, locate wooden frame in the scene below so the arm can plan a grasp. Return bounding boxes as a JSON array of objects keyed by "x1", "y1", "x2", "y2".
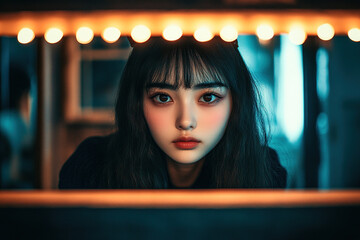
[{"x1": 64, "y1": 37, "x2": 131, "y2": 124}]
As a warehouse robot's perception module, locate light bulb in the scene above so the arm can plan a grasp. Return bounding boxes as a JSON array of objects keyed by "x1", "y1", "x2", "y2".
[
  {"x1": 17, "y1": 28, "x2": 35, "y2": 44},
  {"x1": 102, "y1": 27, "x2": 121, "y2": 43},
  {"x1": 131, "y1": 25, "x2": 151, "y2": 43},
  {"x1": 194, "y1": 27, "x2": 214, "y2": 42},
  {"x1": 317, "y1": 24, "x2": 335, "y2": 41},
  {"x1": 289, "y1": 26, "x2": 307, "y2": 45},
  {"x1": 44, "y1": 28, "x2": 63, "y2": 44},
  {"x1": 256, "y1": 24, "x2": 274, "y2": 41},
  {"x1": 220, "y1": 25, "x2": 238, "y2": 42},
  {"x1": 76, "y1": 27, "x2": 94, "y2": 44},
  {"x1": 348, "y1": 28, "x2": 360, "y2": 42},
  {"x1": 162, "y1": 25, "x2": 183, "y2": 41}
]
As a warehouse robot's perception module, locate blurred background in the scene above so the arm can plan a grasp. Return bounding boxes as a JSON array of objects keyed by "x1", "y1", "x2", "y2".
[{"x1": 0, "y1": 0, "x2": 360, "y2": 189}]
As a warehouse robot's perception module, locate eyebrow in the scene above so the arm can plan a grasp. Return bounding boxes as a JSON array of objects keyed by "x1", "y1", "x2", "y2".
[{"x1": 146, "y1": 82, "x2": 227, "y2": 90}]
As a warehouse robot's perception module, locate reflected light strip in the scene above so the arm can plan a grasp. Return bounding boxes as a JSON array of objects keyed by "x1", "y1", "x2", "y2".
[{"x1": 277, "y1": 35, "x2": 304, "y2": 143}]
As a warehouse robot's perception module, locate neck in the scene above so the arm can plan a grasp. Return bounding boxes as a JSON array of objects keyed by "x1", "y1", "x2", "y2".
[{"x1": 166, "y1": 158, "x2": 205, "y2": 188}]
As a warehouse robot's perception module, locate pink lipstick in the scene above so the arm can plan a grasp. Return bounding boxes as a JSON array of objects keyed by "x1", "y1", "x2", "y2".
[{"x1": 173, "y1": 137, "x2": 200, "y2": 150}]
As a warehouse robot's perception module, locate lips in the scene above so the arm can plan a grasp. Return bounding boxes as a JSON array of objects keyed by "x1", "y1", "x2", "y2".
[{"x1": 173, "y1": 137, "x2": 200, "y2": 150}]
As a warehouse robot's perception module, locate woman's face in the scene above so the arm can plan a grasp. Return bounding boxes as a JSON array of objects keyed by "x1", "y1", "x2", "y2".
[{"x1": 143, "y1": 79, "x2": 232, "y2": 165}]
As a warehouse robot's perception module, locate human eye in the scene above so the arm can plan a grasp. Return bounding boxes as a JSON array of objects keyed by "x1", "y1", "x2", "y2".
[
  {"x1": 199, "y1": 92, "x2": 224, "y2": 104},
  {"x1": 150, "y1": 92, "x2": 173, "y2": 104}
]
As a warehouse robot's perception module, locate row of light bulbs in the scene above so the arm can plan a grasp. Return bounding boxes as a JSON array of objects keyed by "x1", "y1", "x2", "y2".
[{"x1": 17, "y1": 24, "x2": 360, "y2": 45}]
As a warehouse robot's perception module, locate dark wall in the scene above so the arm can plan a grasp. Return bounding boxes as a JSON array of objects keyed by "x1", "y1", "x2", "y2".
[
  {"x1": 1, "y1": 0, "x2": 360, "y2": 11},
  {"x1": 1, "y1": 206, "x2": 359, "y2": 239}
]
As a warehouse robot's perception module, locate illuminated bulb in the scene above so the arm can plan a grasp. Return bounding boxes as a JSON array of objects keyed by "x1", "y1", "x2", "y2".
[
  {"x1": 220, "y1": 25, "x2": 238, "y2": 42},
  {"x1": 317, "y1": 24, "x2": 335, "y2": 41},
  {"x1": 256, "y1": 24, "x2": 274, "y2": 41},
  {"x1": 162, "y1": 25, "x2": 183, "y2": 41},
  {"x1": 76, "y1": 27, "x2": 94, "y2": 44},
  {"x1": 131, "y1": 25, "x2": 151, "y2": 43},
  {"x1": 348, "y1": 28, "x2": 360, "y2": 42},
  {"x1": 101, "y1": 27, "x2": 121, "y2": 43},
  {"x1": 17, "y1": 28, "x2": 35, "y2": 44},
  {"x1": 289, "y1": 26, "x2": 307, "y2": 45},
  {"x1": 44, "y1": 28, "x2": 63, "y2": 44},
  {"x1": 194, "y1": 27, "x2": 214, "y2": 42}
]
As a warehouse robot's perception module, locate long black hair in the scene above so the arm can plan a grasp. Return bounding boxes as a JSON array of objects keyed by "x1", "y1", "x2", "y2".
[{"x1": 103, "y1": 36, "x2": 280, "y2": 188}]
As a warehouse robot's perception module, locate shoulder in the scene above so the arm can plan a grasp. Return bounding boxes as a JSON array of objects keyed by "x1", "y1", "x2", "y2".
[
  {"x1": 58, "y1": 135, "x2": 112, "y2": 189},
  {"x1": 267, "y1": 147, "x2": 287, "y2": 188}
]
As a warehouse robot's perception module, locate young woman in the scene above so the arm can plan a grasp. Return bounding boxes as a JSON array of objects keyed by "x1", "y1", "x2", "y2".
[{"x1": 59, "y1": 36, "x2": 287, "y2": 189}]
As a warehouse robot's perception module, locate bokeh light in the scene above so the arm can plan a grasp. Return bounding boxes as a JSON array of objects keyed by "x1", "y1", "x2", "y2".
[
  {"x1": 256, "y1": 24, "x2": 274, "y2": 41},
  {"x1": 44, "y1": 28, "x2": 63, "y2": 44},
  {"x1": 194, "y1": 26, "x2": 214, "y2": 42},
  {"x1": 17, "y1": 28, "x2": 35, "y2": 44},
  {"x1": 101, "y1": 27, "x2": 121, "y2": 43},
  {"x1": 289, "y1": 26, "x2": 307, "y2": 45},
  {"x1": 76, "y1": 27, "x2": 94, "y2": 44},
  {"x1": 162, "y1": 25, "x2": 183, "y2": 41},
  {"x1": 348, "y1": 28, "x2": 360, "y2": 42},
  {"x1": 131, "y1": 25, "x2": 151, "y2": 43},
  {"x1": 220, "y1": 25, "x2": 238, "y2": 42},
  {"x1": 317, "y1": 24, "x2": 335, "y2": 41}
]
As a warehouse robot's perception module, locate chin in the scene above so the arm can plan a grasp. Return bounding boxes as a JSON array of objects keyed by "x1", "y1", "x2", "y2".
[{"x1": 168, "y1": 154, "x2": 204, "y2": 165}]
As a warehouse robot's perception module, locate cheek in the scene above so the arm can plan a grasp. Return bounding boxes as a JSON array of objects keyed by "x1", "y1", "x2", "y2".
[
  {"x1": 143, "y1": 104, "x2": 171, "y2": 132},
  {"x1": 200, "y1": 105, "x2": 231, "y2": 130}
]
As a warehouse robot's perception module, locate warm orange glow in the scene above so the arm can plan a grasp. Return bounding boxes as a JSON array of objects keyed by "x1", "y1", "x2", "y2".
[
  {"x1": 0, "y1": 10, "x2": 360, "y2": 37},
  {"x1": 220, "y1": 25, "x2": 238, "y2": 42},
  {"x1": 162, "y1": 25, "x2": 183, "y2": 41},
  {"x1": 76, "y1": 27, "x2": 94, "y2": 44},
  {"x1": 1, "y1": 190, "x2": 360, "y2": 208},
  {"x1": 131, "y1": 25, "x2": 151, "y2": 43},
  {"x1": 348, "y1": 28, "x2": 360, "y2": 42},
  {"x1": 101, "y1": 27, "x2": 121, "y2": 43},
  {"x1": 17, "y1": 28, "x2": 35, "y2": 44},
  {"x1": 256, "y1": 24, "x2": 274, "y2": 41},
  {"x1": 289, "y1": 26, "x2": 307, "y2": 45},
  {"x1": 317, "y1": 24, "x2": 335, "y2": 41},
  {"x1": 194, "y1": 26, "x2": 214, "y2": 42},
  {"x1": 44, "y1": 28, "x2": 63, "y2": 44}
]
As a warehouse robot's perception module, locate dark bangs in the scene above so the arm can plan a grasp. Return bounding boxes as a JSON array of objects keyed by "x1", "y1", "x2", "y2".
[{"x1": 139, "y1": 37, "x2": 230, "y2": 90}]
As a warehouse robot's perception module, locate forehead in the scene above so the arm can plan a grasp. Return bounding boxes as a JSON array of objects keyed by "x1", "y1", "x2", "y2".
[{"x1": 145, "y1": 45, "x2": 228, "y2": 89}]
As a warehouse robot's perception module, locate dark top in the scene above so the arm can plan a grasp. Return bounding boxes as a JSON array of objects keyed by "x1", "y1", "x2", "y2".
[{"x1": 59, "y1": 135, "x2": 287, "y2": 189}]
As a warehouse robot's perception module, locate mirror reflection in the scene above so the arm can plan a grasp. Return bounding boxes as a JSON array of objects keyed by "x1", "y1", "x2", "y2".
[{"x1": 0, "y1": 35, "x2": 359, "y2": 189}]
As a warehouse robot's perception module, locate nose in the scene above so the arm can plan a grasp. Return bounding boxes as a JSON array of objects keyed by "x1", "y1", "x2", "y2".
[{"x1": 175, "y1": 101, "x2": 197, "y2": 131}]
